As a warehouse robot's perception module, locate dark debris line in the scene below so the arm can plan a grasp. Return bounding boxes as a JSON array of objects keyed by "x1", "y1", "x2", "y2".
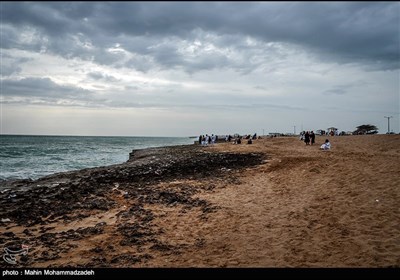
[{"x1": 0, "y1": 145, "x2": 265, "y2": 267}]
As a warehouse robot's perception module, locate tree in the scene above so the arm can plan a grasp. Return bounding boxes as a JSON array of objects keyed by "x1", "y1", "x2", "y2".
[{"x1": 354, "y1": 124, "x2": 378, "y2": 135}]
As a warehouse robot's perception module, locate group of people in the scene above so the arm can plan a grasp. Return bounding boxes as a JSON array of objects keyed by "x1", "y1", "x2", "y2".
[
  {"x1": 232, "y1": 133, "x2": 257, "y2": 145},
  {"x1": 300, "y1": 131, "x2": 316, "y2": 145},
  {"x1": 199, "y1": 131, "x2": 330, "y2": 150},
  {"x1": 300, "y1": 130, "x2": 331, "y2": 150},
  {"x1": 198, "y1": 134, "x2": 218, "y2": 146},
  {"x1": 199, "y1": 133, "x2": 258, "y2": 146}
]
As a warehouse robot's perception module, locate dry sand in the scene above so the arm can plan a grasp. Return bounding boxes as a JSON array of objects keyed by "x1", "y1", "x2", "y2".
[
  {"x1": 1, "y1": 134, "x2": 399, "y2": 268},
  {"x1": 166, "y1": 134, "x2": 400, "y2": 267}
]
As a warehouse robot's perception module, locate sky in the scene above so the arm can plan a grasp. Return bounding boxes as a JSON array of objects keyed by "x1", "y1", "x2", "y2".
[{"x1": 1, "y1": 2, "x2": 399, "y2": 137}]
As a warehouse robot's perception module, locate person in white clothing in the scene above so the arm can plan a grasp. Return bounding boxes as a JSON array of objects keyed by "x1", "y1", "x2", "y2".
[{"x1": 320, "y1": 139, "x2": 331, "y2": 150}]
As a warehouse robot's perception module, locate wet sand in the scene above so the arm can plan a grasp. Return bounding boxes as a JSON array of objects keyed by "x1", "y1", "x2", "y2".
[{"x1": 1, "y1": 134, "x2": 399, "y2": 268}]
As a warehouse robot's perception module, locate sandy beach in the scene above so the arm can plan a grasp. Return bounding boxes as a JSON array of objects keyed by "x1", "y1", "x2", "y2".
[{"x1": 1, "y1": 134, "x2": 399, "y2": 268}]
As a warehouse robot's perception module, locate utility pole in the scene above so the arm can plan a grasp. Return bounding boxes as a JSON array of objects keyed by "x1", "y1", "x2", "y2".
[
  {"x1": 263, "y1": 129, "x2": 264, "y2": 137},
  {"x1": 384, "y1": 116, "x2": 393, "y2": 133},
  {"x1": 293, "y1": 125, "x2": 296, "y2": 135}
]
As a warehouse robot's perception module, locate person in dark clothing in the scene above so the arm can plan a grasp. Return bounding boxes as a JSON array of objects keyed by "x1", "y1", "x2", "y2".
[
  {"x1": 310, "y1": 131, "x2": 315, "y2": 145},
  {"x1": 304, "y1": 131, "x2": 310, "y2": 145}
]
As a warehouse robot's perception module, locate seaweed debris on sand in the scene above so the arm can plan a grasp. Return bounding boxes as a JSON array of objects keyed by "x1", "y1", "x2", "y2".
[{"x1": 0, "y1": 144, "x2": 264, "y2": 267}]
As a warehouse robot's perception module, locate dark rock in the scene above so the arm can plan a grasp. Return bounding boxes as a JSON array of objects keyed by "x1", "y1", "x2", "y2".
[
  {"x1": 3, "y1": 232, "x2": 15, "y2": 237},
  {"x1": 90, "y1": 247, "x2": 103, "y2": 253},
  {"x1": 22, "y1": 229, "x2": 33, "y2": 236},
  {"x1": 110, "y1": 254, "x2": 141, "y2": 264}
]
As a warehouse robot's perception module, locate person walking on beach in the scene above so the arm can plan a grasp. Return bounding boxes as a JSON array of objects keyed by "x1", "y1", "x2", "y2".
[{"x1": 310, "y1": 131, "x2": 315, "y2": 145}]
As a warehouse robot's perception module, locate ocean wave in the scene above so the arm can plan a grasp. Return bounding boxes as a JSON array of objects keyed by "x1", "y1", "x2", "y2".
[{"x1": 1, "y1": 135, "x2": 193, "y2": 180}]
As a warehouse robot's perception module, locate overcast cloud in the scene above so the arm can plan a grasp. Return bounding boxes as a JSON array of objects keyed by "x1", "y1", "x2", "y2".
[{"x1": 1, "y1": 2, "x2": 399, "y2": 136}]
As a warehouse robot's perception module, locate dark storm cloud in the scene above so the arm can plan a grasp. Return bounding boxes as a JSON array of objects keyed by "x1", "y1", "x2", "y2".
[
  {"x1": 1, "y1": 77, "x2": 93, "y2": 99},
  {"x1": 1, "y1": 54, "x2": 30, "y2": 76},
  {"x1": 2, "y1": 2, "x2": 399, "y2": 70},
  {"x1": 1, "y1": 64, "x2": 22, "y2": 76},
  {"x1": 1, "y1": 53, "x2": 33, "y2": 76},
  {"x1": 2, "y1": 2, "x2": 95, "y2": 35}
]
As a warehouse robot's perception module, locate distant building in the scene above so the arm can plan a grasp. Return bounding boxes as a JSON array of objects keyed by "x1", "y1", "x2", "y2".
[{"x1": 268, "y1": 132, "x2": 280, "y2": 136}]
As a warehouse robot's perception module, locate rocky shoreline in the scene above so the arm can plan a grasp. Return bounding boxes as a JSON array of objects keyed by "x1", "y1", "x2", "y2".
[{"x1": 0, "y1": 144, "x2": 265, "y2": 267}]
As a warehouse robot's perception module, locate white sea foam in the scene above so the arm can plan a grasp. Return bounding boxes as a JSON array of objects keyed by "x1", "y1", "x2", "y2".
[{"x1": 0, "y1": 135, "x2": 193, "y2": 181}]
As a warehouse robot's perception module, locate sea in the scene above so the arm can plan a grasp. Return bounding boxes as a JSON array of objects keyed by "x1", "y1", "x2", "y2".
[{"x1": 0, "y1": 135, "x2": 195, "y2": 181}]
